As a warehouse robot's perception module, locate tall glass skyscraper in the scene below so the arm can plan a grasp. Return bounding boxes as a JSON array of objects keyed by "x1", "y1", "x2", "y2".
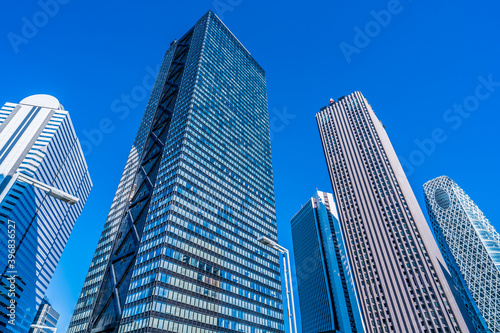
[
  {"x1": 424, "y1": 176, "x2": 500, "y2": 333},
  {"x1": 316, "y1": 91, "x2": 474, "y2": 333},
  {"x1": 68, "y1": 11, "x2": 284, "y2": 333},
  {"x1": 0, "y1": 94, "x2": 92, "y2": 333},
  {"x1": 290, "y1": 190, "x2": 364, "y2": 333}
]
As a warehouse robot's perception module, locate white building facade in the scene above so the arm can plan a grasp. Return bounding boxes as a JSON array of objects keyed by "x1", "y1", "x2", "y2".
[{"x1": 0, "y1": 95, "x2": 92, "y2": 332}]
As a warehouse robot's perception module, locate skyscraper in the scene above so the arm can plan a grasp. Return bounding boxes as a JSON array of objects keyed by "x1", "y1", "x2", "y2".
[
  {"x1": 316, "y1": 91, "x2": 473, "y2": 332},
  {"x1": 29, "y1": 297, "x2": 60, "y2": 333},
  {"x1": 290, "y1": 190, "x2": 364, "y2": 333},
  {"x1": 424, "y1": 176, "x2": 500, "y2": 333},
  {"x1": 0, "y1": 94, "x2": 92, "y2": 332},
  {"x1": 68, "y1": 11, "x2": 284, "y2": 333}
]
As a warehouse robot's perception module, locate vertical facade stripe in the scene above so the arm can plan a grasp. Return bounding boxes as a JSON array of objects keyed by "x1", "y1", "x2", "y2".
[{"x1": 316, "y1": 92, "x2": 472, "y2": 333}]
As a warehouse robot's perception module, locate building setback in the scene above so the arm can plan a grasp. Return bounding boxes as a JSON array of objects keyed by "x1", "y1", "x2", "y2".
[
  {"x1": 290, "y1": 190, "x2": 364, "y2": 333},
  {"x1": 0, "y1": 94, "x2": 92, "y2": 333},
  {"x1": 68, "y1": 11, "x2": 284, "y2": 333},
  {"x1": 29, "y1": 297, "x2": 60, "y2": 333},
  {"x1": 424, "y1": 176, "x2": 500, "y2": 333},
  {"x1": 316, "y1": 91, "x2": 473, "y2": 333}
]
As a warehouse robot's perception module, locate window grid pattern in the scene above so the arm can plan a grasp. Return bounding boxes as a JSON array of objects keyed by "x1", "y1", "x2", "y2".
[
  {"x1": 67, "y1": 39, "x2": 176, "y2": 333},
  {"x1": 70, "y1": 10, "x2": 283, "y2": 333},
  {"x1": 316, "y1": 91, "x2": 470, "y2": 333},
  {"x1": 118, "y1": 12, "x2": 283, "y2": 333}
]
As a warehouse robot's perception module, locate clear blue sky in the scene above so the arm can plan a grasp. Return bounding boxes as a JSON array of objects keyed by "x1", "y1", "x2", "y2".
[{"x1": 1, "y1": 0, "x2": 500, "y2": 331}]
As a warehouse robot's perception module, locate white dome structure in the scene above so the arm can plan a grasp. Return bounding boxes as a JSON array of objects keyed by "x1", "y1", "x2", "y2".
[{"x1": 20, "y1": 94, "x2": 63, "y2": 110}]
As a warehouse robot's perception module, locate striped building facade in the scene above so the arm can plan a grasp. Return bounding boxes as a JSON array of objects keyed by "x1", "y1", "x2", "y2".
[
  {"x1": 0, "y1": 94, "x2": 92, "y2": 332},
  {"x1": 316, "y1": 91, "x2": 473, "y2": 333}
]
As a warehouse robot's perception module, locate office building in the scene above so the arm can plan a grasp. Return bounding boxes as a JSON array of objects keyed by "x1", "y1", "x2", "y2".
[
  {"x1": 68, "y1": 11, "x2": 284, "y2": 333},
  {"x1": 424, "y1": 176, "x2": 500, "y2": 333},
  {"x1": 290, "y1": 190, "x2": 364, "y2": 333},
  {"x1": 316, "y1": 91, "x2": 473, "y2": 332},
  {"x1": 29, "y1": 297, "x2": 59, "y2": 333},
  {"x1": 0, "y1": 94, "x2": 92, "y2": 332}
]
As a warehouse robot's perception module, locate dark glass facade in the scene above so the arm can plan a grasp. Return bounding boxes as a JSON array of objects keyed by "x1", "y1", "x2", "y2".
[
  {"x1": 291, "y1": 191, "x2": 364, "y2": 333},
  {"x1": 69, "y1": 11, "x2": 284, "y2": 333}
]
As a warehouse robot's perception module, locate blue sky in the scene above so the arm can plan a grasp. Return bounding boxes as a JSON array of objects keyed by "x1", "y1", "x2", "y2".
[{"x1": 1, "y1": 0, "x2": 500, "y2": 331}]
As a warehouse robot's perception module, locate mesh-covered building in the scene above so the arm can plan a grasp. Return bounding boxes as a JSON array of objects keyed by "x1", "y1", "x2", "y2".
[{"x1": 424, "y1": 176, "x2": 500, "y2": 333}]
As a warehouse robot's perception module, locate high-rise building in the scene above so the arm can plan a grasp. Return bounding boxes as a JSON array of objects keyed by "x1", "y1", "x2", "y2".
[
  {"x1": 290, "y1": 190, "x2": 364, "y2": 333},
  {"x1": 424, "y1": 176, "x2": 500, "y2": 333},
  {"x1": 0, "y1": 94, "x2": 92, "y2": 332},
  {"x1": 29, "y1": 297, "x2": 60, "y2": 333},
  {"x1": 68, "y1": 11, "x2": 284, "y2": 333},
  {"x1": 316, "y1": 91, "x2": 474, "y2": 332}
]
